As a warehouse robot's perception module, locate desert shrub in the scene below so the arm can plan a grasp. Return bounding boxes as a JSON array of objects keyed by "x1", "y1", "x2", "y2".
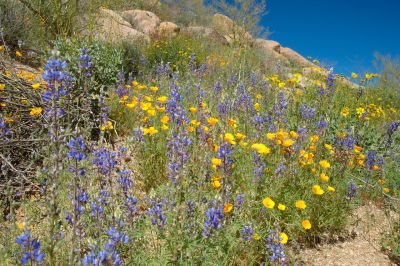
[
  {"x1": 0, "y1": 0, "x2": 46, "y2": 56},
  {"x1": 53, "y1": 38, "x2": 124, "y2": 86},
  {"x1": 382, "y1": 220, "x2": 400, "y2": 264},
  {"x1": 374, "y1": 53, "x2": 400, "y2": 94},
  {"x1": 145, "y1": 35, "x2": 210, "y2": 73}
]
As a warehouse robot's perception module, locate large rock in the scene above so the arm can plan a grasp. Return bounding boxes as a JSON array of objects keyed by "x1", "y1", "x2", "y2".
[
  {"x1": 181, "y1": 26, "x2": 229, "y2": 45},
  {"x1": 265, "y1": 40, "x2": 281, "y2": 53},
  {"x1": 121, "y1": 10, "x2": 160, "y2": 35},
  {"x1": 280, "y1": 47, "x2": 314, "y2": 67},
  {"x1": 254, "y1": 39, "x2": 289, "y2": 65},
  {"x1": 211, "y1": 13, "x2": 252, "y2": 44},
  {"x1": 158, "y1": 21, "x2": 180, "y2": 38},
  {"x1": 94, "y1": 8, "x2": 150, "y2": 44}
]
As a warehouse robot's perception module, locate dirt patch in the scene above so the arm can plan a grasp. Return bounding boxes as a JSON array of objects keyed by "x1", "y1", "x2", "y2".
[{"x1": 298, "y1": 203, "x2": 398, "y2": 266}]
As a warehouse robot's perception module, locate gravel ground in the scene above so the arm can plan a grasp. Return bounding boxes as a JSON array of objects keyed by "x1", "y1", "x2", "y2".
[{"x1": 299, "y1": 203, "x2": 397, "y2": 266}]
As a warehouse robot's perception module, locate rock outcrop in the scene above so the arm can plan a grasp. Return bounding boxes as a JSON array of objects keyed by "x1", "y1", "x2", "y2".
[
  {"x1": 158, "y1": 21, "x2": 180, "y2": 38},
  {"x1": 121, "y1": 10, "x2": 160, "y2": 36},
  {"x1": 280, "y1": 47, "x2": 314, "y2": 67},
  {"x1": 211, "y1": 13, "x2": 252, "y2": 44},
  {"x1": 94, "y1": 8, "x2": 150, "y2": 44},
  {"x1": 264, "y1": 40, "x2": 281, "y2": 53},
  {"x1": 255, "y1": 38, "x2": 315, "y2": 68},
  {"x1": 254, "y1": 39, "x2": 289, "y2": 65},
  {"x1": 89, "y1": 8, "x2": 317, "y2": 70}
]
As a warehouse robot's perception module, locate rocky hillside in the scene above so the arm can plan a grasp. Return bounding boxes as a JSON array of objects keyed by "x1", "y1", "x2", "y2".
[{"x1": 88, "y1": 8, "x2": 316, "y2": 68}]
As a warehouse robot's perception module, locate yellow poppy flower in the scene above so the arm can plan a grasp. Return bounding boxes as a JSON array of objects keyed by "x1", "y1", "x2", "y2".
[
  {"x1": 150, "y1": 86, "x2": 158, "y2": 92},
  {"x1": 279, "y1": 232, "x2": 288, "y2": 244},
  {"x1": 251, "y1": 143, "x2": 270, "y2": 155},
  {"x1": 147, "y1": 109, "x2": 156, "y2": 117},
  {"x1": 341, "y1": 107, "x2": 350, "y2": 117},
  {"x1": 262, "y1": 197, "x2": 275, "y2": 209},
  {"x1": 143, "y1": 126, "x2": 158, "y2": 136},
  {"x1": 319, "y1": 160, "x2": 331, "y2": 169},
  {"x1": 29, "y1": 107, "x2": 42, "y2": 116},
  {"x1": 302, "y1": 219, "x2": 312, "y2": 230},
  {"x1": 235, "y1": 133, "x2": 246, "y2": 141},
  {"x1": 266, "y1": 132, "x2": 276, "y2": 140},
  {"x1": 290, "y1": 131, "x2": 299, "y2": 139},
  {"x1": 327, "y1": 186, "x2": 335, "y2": 192},
  {"x1": 277, "y1": 203, "x2": 286, "y2": 211},
  {"x1": 295, "y1": 200, "x2": 307, "y2": 209},
  {"x1": 100, "y1": 121, "x2": 114, "y2": 131},
  {"x1": 31, "y1": 83, "x2": 41, "y2": 90},
  {"x1": 312, "y1": 185, "x2": 325, "y2": 195},
  {"x1": 282, "y1": 139, "x2": 295, "y2": 147},
  {"x1": 223, "y1": 203, "x2": 233, "y2": 213},
  {"x1": 252, "y1": 233, "x2": 261, "y2": 240},
  {"x1": 207, "y1": 117, "x2": 219, "y2": 126},
  {"x1": 223, "y1": 133, "x2": 236, "y2": 145},
  {"x1": 157, "y1": 96, "x2": 168, "y2": 104},
  {"x1": 319, "y1": 173, "x2": 329, "y2": 182},
  {"x1": 211, "y1": 158, "x2": 222, "y2": 169},
  {"x1": 161, "y1": 115, "x2": 169, "y2": 124}
]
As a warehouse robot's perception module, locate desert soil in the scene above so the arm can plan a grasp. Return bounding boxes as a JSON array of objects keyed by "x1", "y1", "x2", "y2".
[{"x1": 299, "y1": 203, "x2": 397, "y2": 266}]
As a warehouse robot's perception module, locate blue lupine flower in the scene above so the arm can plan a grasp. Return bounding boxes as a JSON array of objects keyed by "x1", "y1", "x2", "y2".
[
  {"x1": 335, "y1": 134, "x2": 356, "y2": 150},
  {"x1": 117, "y1": 169, "x2": 133, "y2": 192},
  {"x1": 15, "y1": 230, "x2": 44, "y2": 265},
  {"x1": 235, "y1": 194, "x2": 245, "y2": 208},
  {"x1": 386, "y1": 121, "x2": 399, "y2": 146},
  {"x1": 82, "y1": 249, "x2": 107, "y2": 266},
  {"x1": 92, "y1": 148, "x2": 118, "y2": 176},
  {"x1": 67, "y1": 136, "x2": 87, "y2": 161},
  {"x1": 125, "y1": 196, "x2": 138, "y2": 215},
  {"x1": 41, "y1": 59, "x2": 71, "y2": 102},
  {"x1": 166, "y1": 82, "x2": 189, "y2": 125},
  {"x1": 300, "y1": 104, "x2": 316, "y2": 119},
  {"x1": 274, "y1": 163, "x2": 286, "y2": 174},
  {"x1": 265, "y1": 230, "x2": 286, "y2": 264},
  {"x1": 213, "y1": 80, "x2": 222, "y2": 95},
  {"x1": 273, "y1": 91, "x2": 288, "y2": 118},
  {"x1": 233, "y1": 83, "x2": 254, "y2": 114},
  {"x1": 79, "y1": 48, "x2": 93, "y2": 76},
  {"x1": 202, "y1": 207, "x2": 224, "y2": 237},
  {"x1": 325, "y1": 69, "x2": 335, "y2": 96},
  {"x1": 215, "y1": 142, "x2": 234, "y2": 176},
  {"x1": 218, "y1": 97, "x2": 231, "y2": 116},
  {"x1": 241, "y1": 226, "x2": 254, "y2": 241},
  {"x1": 252, "y1": 152, "x2": 266, "y2": 182},
  {"x1": 347, "y1": 182, "x2": 357, "y2": 199},
  {"x1": 315, "y1": 120, "x2": 328, "y2": 128},
  {"x1": 147, "y1": 199, "x2": 167, "y2": 227},
  {"x1": 365, "y1": 150, "x2": 384, "y2": 170},
  {"x1": 167, "y1": 132, "x2": 192, "y2": 184},
  {"x1": 387, "y1": 121, "x2": 400, "y2": 136},
  {"x1": 0, "y1": 116, "x2": 11, "y2": 139},
  {"x1": 42, "y1": 59, "x2": 70, "y2": 84},
  {"x1": 105, "y1": 226, "x2": 129, "y2": 251}
]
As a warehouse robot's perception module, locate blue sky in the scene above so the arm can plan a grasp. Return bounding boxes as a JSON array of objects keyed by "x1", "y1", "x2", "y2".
[{"x1": 263, "y1": 0, "x2": 400, "y2": 76}]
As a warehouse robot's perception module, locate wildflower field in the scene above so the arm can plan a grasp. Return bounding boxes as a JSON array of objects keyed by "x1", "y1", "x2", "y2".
[{"x1": 0, "y1": 1, "x2": 400, "y2": 265}]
